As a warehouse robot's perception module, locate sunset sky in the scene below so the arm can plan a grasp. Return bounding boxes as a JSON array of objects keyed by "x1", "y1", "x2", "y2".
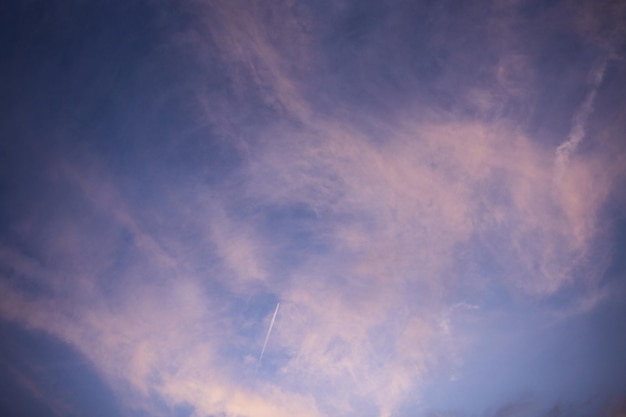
[{"x1": 1, "y1": 1, "x2": 626, "y2": 416}]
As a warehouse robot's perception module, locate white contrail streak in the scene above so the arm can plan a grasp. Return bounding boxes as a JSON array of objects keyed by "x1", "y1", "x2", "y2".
[{"x1": 258, "y1": 302, "x2": 280, "y2": 364}]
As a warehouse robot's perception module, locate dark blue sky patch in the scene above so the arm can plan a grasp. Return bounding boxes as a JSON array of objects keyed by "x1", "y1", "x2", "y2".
[{"x1": 0, "y1": 319, "x2": 123, "y2": 417}]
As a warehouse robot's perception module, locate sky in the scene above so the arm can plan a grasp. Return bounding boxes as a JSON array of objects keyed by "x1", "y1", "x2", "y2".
[{"x1": 1, "y1": 1, "x2": 626, "y2": 416}]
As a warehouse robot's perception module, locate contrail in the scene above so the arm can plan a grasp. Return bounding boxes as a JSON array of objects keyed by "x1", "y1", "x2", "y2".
[{"x1": 258, "y1": 302, "x2": 280, "y2": 364}]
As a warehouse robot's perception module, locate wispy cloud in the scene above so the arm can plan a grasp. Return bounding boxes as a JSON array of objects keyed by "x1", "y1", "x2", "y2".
[{"x1": 555, "y1": 58, "x2": 608, "y2": 181}]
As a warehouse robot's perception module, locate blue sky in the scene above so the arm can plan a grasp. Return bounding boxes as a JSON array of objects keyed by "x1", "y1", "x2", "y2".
[{"x1": 1, "y1": 1, "x2": 626, "y2": 416}]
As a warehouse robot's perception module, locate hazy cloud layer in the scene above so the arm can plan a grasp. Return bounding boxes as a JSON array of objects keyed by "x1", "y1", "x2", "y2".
[{"x1": 1, "y1": 0, "x2": 626, "y2": 416}]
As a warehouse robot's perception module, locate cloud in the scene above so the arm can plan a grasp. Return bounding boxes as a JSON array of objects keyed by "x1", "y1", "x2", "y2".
[
  {"x1": 555, "y1": 58, "x2": 608, "y2": 181},
  {"x1": 1, "y1": 88, "x2": 617, "y2": 417},
  {"x1": 184, "y1": 0, "x2": 314, "y2": 123},
  {"x1": 1, "y1": 1, "x2": 625, "y2": 417}
]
